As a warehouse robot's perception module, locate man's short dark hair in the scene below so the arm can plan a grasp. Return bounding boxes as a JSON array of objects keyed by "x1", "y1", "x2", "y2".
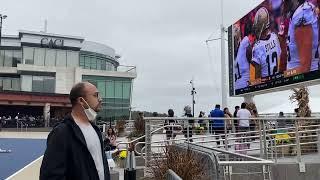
[
  {"x1": 69, "y1": 82, "x2": 87, "y2": 106},
  {"x1": 235, "y1": 106, "x2": 240, "y2": 109},
  {"x1": 215, "y1": 104, "x2": 220, "y2": 109},
  {"x1": 241, "y1": 103, "x2": 246, "y2": 109}
]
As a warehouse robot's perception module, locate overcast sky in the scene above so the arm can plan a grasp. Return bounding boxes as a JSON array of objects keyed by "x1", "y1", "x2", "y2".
[{"x1": 2, "y1": 0, "x2": 320, "y2": 115}]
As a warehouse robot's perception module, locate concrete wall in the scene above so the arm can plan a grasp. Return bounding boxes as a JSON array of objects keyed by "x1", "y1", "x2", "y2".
[{"x1": 272, "y1": 163, "x2": 320, "y2": 180}]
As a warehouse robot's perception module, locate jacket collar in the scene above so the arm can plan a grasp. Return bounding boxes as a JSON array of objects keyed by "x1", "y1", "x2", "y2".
[{"x1": 63, "y1": 114, "x2": 88, "y2": 147}]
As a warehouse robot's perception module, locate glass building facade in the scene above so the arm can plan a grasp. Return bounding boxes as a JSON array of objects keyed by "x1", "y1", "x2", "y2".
[
  {"x1": 83, "y1": 75, "x2": 132, "y2": 121},
  {"x1": 0, "y1": 31, "x2": 136, "y2": 122},
  {"x1": 80, "y1": 51, "x2": 118, "y2": 71},
  {"x1": 23, "y1": 47, "x2": 79, "y2": 67}
]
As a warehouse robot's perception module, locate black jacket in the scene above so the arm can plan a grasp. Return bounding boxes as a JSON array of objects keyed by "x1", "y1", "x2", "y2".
[{"x1": 40, "y1": 114, "x2": 110, "y2": 180}]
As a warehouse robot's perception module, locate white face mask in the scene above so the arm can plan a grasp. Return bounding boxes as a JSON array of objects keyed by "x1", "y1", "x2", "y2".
[{"x1": 81, "y1": 98, "x2": 97, "y2": 121}]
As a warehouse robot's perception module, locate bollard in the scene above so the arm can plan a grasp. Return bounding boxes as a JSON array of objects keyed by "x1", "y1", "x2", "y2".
[{"x1": 124, "y1": 151, "x2": 136, "y2": 180}]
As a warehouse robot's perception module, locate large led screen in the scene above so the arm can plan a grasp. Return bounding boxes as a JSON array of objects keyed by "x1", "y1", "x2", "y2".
[{"x1": 229, "y1": 0, "x2": 320, "y2": 96}]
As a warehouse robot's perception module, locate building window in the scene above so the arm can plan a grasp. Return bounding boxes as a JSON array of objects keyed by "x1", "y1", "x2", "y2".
[
  {"x1": 82, "y1": 75, "x2": 132, "y2": 121},
  {"x1": 13, "y1": 51, "x2": 22, "y2": 67},
  {"x1": 32, "y1": 75, "x2": 55, "y2": 93},
  {"x1": 56, "y1": 50, "x2": 66, "y2": 67},
  {"x1": 0, "y1": 77, "x2": 20, "y2": 91},
  {"x1": 79, "y1": 52, "x2": 116, "y2": 71},
  {"x1": 23, "y1": 47, "x2": 34, "y2": 64},
  {"x1": 34, "y1": 48, "x2": 45, "y2": 66},
  {"x1": 21, "y1": 75, "x2": 32, "y2": 92},
  {"x1": 67, "y1": 51, "x2": 79, "y2": 67}
]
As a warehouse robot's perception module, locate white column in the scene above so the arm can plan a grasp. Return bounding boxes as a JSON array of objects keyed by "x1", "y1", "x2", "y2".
[{"x1": 43, "y1": 103, "x2": 50, "y2": 127}]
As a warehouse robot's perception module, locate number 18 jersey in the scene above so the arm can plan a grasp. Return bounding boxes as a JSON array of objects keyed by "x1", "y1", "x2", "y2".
[{"x1": 252, "y1": 32, "x2": 281, "y2": 78}]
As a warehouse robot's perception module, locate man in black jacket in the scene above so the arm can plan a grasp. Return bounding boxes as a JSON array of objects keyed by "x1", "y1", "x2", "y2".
[{"x1": 40, "y1": 82, "x2": 110, "y2": 180}]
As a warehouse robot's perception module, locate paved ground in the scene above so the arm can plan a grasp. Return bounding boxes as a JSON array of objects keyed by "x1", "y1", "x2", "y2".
[{"x1": 0, "y1": 138, "x2": 46, "y2": 179}]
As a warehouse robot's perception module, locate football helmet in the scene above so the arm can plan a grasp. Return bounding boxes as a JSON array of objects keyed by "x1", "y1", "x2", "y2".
[{"x1": 253, "y1": 7, "x2": 270, "y2": 40}]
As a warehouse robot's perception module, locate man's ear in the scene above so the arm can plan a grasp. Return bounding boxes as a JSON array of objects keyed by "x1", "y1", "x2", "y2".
[{"x1": 78, "y1": 97, "x2": 87, "y2": 108}]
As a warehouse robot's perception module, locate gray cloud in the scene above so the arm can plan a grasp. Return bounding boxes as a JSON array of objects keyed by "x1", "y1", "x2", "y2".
[{"x1": 2, "y1": 0, "x2": 319, "y2": 115}]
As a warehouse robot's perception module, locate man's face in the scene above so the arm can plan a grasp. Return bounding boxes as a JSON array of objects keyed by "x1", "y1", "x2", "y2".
[{"x1": 81, "y1": 83, "x2": 102, "y2": 112}]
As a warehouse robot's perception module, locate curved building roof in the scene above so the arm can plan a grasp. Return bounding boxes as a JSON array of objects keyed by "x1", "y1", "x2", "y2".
[{"x1": 81, "y1": 41, "x2": 116, "y2": 59}]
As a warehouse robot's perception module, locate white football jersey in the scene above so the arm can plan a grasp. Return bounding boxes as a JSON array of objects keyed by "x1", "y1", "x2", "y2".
[
  {"x1": 252, "y1": 32, "x2": 282, "y2": 78},
  {"x1": 287, "y1": 2, "x2": 319, "y2": 71},
  {"x1": 234, "y1": 36, "x2": 250, "y2": 90}
]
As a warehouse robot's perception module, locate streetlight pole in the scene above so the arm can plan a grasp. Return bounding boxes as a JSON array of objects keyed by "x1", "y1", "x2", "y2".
[
  {"x1": 0, "y1": 14, "x2": 8, "y2": 47},
  {"x1": 190, "y1": 79, "x2": 196, "y2": 117},
  {"x1": 220, "y1": 0, "x2": 228, "y2": 109}
]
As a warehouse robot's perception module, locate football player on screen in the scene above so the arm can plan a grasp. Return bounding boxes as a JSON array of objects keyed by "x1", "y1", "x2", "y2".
[
  {"x1": 234, "y1": 22, "x2": 255, "y2": 90},
  {"x1": 251, "y1": 7, "x2": 282, "y2": 79},
  {"x1": 283, "y1": 0, "x2": 320, "y2": 73}
]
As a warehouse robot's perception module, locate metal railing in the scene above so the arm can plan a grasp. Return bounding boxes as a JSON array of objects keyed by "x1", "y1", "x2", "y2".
[
  {"x1": 177, "y1": 143, "x2": 273, "y2": 180},
  {"x1": 166, "y1": 169, "x2": 182, "y2": 180},
  {"x1": 139, "y1": 117, "x2": 320, "y2": 169},
  {"x1": 112, "y1": 117, "x2": 320, "y2": 179}
]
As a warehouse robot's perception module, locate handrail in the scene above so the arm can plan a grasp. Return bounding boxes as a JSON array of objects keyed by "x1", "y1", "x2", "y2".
[{"x1": 116, "y1": 124, "x2": 183, "y2": 148}]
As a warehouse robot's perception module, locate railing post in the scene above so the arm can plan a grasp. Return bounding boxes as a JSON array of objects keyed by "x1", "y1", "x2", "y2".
[
  {"x1": 145, "y1": 118, "x2": 151, "y2": 175},
  {"x1": 224, "y1": 119, "x2": 228, "y2": 150},
  {"x1": 259, "y1": 119, "x2": 263, "y2": 158},
  {"x1": 295, "y1": 119, "x2": 302, "y2": 162},
  {"x1": 187, "y1": 123, "x2": 190, "y2": 142},
  {"x1": 262, "y1": 119, "x2": 268, "y2": 159}
]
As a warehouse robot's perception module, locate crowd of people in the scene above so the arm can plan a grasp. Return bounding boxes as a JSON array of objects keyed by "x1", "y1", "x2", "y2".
[{"x1": 0, "y1": 114, "x2": 62, "y2": 130}]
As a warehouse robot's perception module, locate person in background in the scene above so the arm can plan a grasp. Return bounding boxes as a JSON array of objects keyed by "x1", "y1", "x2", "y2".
[
  {"x1": 210, "y1": 104, "x2": 225, "y2": 146},
  {"x1": 198, "y1": 111, "x2": 206, "y2": 128},
  {"x1": 106, "y1": 127, "x2": 117, "y2": 150},
  {"x1": 233, "y1": 106, "x2": 240, "y2": 131},
  {"x1": 237, "y1": 102, "x2": 252, "y2": 149},
  {"x1": 183, "y1": 106, "x2": 194, "y2": 142},
  {"x1": 164, "y1": 109, "x2": 178, "y2": 140},
  {"x1": 223, "y1": 107, "x2": 233, "y2": 132}
]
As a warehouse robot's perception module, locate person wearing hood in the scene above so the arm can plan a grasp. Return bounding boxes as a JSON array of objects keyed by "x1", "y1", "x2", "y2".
[{"x1": 40, "y1": 82, "x2": 110, "y2": 180}]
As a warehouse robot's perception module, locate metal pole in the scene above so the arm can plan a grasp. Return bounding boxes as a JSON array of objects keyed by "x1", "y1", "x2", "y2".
[
  {"x1": 262, "y1": 119, "x2": 268, "y2": 159},
  {"x1": 259, "y1": 120, "x2": 263, "y2": 158},
  {"x1": 145, "y1": 118, "x2": 151, "y2": 176},
  {"x1": 0, "y1": 16, "x2": 2, "y2": 46},
  {"x1": 295, "y1": 120, "x2": 302, "y2": 162},
  {"x1": 220, "y1": 0, "x2": 227, "y2": 108},
  {"x1": 224, "y1": 120, "x2": 228, "y2": 150}
]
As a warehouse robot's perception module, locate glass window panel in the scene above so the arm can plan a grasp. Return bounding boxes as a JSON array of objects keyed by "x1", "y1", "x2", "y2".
[
  {"x1": 122, "y1": 82, "x2": 131, "y2": 99},
  {"x1": 3, "y1": 78, "x2": 11, "y2": 90},
  {"x1": 0, "y1": 78, "x2": 3, "y2": 91},
  {"x1": 97, "y1": 81, "x2": 106, "y2": 98},
  {"x1": 101, "y1": 60, "x2": 106, "y2": 70},
  {"x1": 12, "y1": 78, "x2": 20, "y2": 91},
  {"x1": 4, "y1": 50, "x2": 13, "y2": 67},
  {"x1": 12, "y1": 50, "x2": 22, "y2": 67},
  {"x1": 114, "y1": 81, "x2": 122, "y2": 98},
  {"x1": 90, "y1": 57, "x2": 97, "y2": 69},
  {"x1": 45, "y1": 49, "x2": 56, "y2": 66},
  {"x1": 80, "y1": 55, "x2": 85, "y2": 68},
  {"x1": 32, "y1": 76, "x2": 44, "y2": 92},
  {"x1": 21, "y1": 75, "x2": 32, "y2": 92},
  {"x1": 84, "y1": 57, "x2": 91, "y2": 69},
  {"x1": 96, "y1": 59, "x2": 102, "y2": 70},
  {"x1": 106, "y1": 81, "x2": 114, "y2": 98},
  {"x1": 67, "y1": 51, "x2": 79, "y2": 67},
  {"x1": 0, "y1": 50, "x2": 4, "y2": 66},
  {"x1": 23, "y1": 47, "x2": 34, "y2": 64},
  {"x1": 34, "y1": 48, "x2": 45, "y2": 66},
  {"x1": 43, "y1": 77, "x2": 55, "y2": 93},
  {"x1": 56, "y1": 50, "x2": 66, "y2": 67}
]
